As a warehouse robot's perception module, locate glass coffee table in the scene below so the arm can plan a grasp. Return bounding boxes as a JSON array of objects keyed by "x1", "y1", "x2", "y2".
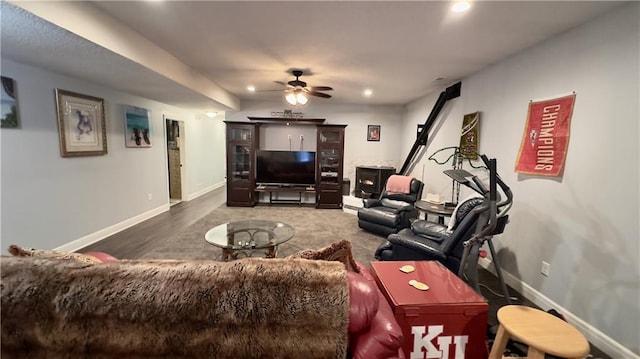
[{"x1": 205, "y1": 219, "x2": 295, "y2": 261}]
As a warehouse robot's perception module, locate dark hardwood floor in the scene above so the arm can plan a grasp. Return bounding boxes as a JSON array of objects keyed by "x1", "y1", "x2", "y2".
[
  {"x1": 81, "y1": 187, "x2": 611, "y2": 358},
  {"x1": 80, "y1": 187, "x2": 225, "y2": 259}
]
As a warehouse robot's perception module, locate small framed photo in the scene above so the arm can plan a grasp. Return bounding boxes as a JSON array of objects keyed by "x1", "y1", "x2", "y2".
[
  {"x1": 1, "y1": 76, "x2": 20, "y2": 128},
  {"x1": 124, "y1": 105, "x2": 152, "y2": 147},
  {"x1": 367, "y1": 125, "x2": 380, "y2": 141},
  {"x1": 55, "y1": 89, "x2": 107, "y2": 157}
]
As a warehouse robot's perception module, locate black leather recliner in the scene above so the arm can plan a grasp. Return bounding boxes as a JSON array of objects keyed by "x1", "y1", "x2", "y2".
[
  {"x1": 374, "y1": 197, "x2": 484, "y2": 273},
  {"x1": 357, "y1": 177, "x2": 424, "y2": 237}
]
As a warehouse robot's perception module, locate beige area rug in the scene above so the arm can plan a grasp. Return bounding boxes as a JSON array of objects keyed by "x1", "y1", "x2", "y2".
[{"x1": 139, "y1": 205, "x2": 388, "y2": 266}]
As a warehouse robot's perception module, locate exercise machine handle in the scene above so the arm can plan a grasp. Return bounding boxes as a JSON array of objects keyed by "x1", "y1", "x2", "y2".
[{"x1": 480, "y1": 154, "x2": 513, "y2": 210}]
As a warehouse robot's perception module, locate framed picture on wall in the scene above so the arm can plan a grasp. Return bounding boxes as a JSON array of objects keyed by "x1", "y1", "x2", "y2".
[
  {"x1": 1, "y1": 76, "x2": 20, "y2": 128},
  {"x1": 367, "y1": 125, "x2": 380, "y2": 141},
  {"x1": 55, "y1": 89, "x2": 107, "y2": 157},
  {"x1": 124, "y1": 105, "x2": 152, "y2": 147}
]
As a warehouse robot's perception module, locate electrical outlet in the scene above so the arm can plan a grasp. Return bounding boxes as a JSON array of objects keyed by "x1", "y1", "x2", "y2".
[
  {"x1": 148, "y1": 193, "x2": 153, "y2": 201},
  {"x1": 300, "y1": 134, "x2": 304, "y2": 140},
  {"x1": 288, "y1": 134, "x2": 291, "y2": 140},
  {"x1": 541, "y1": 261, "x2": 551, "y2": 276}
]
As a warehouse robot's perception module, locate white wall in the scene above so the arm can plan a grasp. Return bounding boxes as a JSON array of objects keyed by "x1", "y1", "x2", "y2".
[
  {"x1": 404, "y1": 4, "x2": 639, "y2": 356},
  {"x1": 182, "y1": 113, "x2": 227, "y2": 199},
  {"x1": 0, "y1": 59, "x2": 226, "y2": 251}
]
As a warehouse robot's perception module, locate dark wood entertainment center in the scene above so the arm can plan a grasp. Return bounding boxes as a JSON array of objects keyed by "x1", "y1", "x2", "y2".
[{"x1": 224, "y1": 119, "x2": 346, "y2": 209}]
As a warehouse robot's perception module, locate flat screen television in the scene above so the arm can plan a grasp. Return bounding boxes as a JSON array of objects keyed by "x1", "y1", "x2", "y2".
[{"x1": 256, "y1": 150, "x2": 316, "y2": 186}]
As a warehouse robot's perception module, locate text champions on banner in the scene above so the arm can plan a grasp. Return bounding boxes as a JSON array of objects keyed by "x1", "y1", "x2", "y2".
[{"x1": 515, "y1": 93, "x2": 576, "y2": 176}]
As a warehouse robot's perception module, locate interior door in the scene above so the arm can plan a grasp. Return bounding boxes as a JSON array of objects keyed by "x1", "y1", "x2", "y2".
[{"x1": 166, "y1": 118, "x2": 183, "y2": 204}]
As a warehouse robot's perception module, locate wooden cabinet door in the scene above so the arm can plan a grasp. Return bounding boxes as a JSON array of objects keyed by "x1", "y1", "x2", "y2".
[
  {"x1": 225, "y1": 122, "x2": 259, "y2": 207},
  {"x1": 316, "y1": 125, "x2": 346, "y2": 209}
]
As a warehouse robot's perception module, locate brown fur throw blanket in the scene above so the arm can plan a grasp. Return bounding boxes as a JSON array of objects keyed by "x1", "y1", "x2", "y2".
[
  {"x1": 1, "y1": 256, "x2": 348, "y2": 359},
  {"x1": 287, "y1": 239, "x2": 360, "y2": 273}
]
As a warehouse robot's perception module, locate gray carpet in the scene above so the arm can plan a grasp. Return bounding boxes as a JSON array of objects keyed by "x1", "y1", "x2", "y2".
[{"x1": 139, "y1": 205, "x2": 387, "y2": 266}]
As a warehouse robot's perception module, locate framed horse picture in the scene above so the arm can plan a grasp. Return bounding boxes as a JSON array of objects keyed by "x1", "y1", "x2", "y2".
[{"x1": 55, "y1": 89, "x2": 107, "y2": 157}]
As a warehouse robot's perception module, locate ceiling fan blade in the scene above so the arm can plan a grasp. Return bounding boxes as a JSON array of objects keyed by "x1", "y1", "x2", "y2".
[
  {"x1": 274, "y1": 81, "x2": 292, "y2": 87},
  {"x1": 308, "y1": 86, "x2": 333, "y2": 91},
  {"x1": 307, "y1": 91, "x2": 332, "y2": 99}
]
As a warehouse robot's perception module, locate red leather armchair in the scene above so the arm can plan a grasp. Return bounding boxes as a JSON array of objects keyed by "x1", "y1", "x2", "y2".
[{"x1": 348, "y1": 262, "x2": 405, "y2": 359}]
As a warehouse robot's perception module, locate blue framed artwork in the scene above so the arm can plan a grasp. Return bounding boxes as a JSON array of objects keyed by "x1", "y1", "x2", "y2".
[{"x1": 124, "y1": 105, "x2": 151, "y2": 147}]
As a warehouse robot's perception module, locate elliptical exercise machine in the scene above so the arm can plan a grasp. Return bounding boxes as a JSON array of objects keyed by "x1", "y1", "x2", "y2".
[{"x1": 444, "y1": 154, "x2": 513, "y2": 303}]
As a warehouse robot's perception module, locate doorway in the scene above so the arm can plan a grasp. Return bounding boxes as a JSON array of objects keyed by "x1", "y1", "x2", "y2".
[{"x1": 165, "y1": 117, "x2": 184, "y2": 206}]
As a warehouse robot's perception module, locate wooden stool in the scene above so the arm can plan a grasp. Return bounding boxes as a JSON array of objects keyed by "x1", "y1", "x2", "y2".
[{"x1": 488, "y1": 305, "x2": 590, "y2": 359}]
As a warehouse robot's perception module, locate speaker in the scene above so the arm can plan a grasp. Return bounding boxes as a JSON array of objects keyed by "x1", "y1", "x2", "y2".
[{"x1": 342, "y1": 179, "x2": 350, "y2": 196}]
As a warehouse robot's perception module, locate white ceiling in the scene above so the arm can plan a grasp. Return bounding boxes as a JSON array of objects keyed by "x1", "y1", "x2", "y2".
[{"x1": 1, "y1": 1, "x2": 625, "y2": 111}]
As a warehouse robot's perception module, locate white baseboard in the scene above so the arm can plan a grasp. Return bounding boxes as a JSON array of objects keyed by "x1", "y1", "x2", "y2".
[
  {"x1": 54, "y1": 204, "x2": 170, "y2": 253},
  {"x1": 342, "y1": 207, "x2": 358, "y2": 216},
  {"x1": 478, "y1": 258, "x2": 638, "y2": 358},
  {"x1": 343, "y1": 195, "x2": 363, "y2": 215},
  {"x1": 57, "y1": 183, "x2": 226, "y2": 253},
  {"x1": 343, "y1": 195, "x2": 364, "y2": 209},
  {"x1": 184, "y1": 181, "x2": 225, "y2": 201}
]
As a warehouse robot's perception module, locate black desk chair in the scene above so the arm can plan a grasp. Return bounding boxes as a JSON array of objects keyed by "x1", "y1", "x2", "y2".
[{"x1": 357, "y1": 176, "x2": 424, "y2": 237}]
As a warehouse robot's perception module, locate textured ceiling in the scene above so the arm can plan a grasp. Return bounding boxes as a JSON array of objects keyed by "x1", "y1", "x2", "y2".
[
  {"x1": 0, "y1": 3, "x2": 222, "y2": 110},
  {"x1": 1, "y1": 1, "x2": 625, "y2": 110}
]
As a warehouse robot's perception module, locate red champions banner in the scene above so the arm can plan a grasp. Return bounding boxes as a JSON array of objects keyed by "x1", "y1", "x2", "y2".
[{"x1": 515, "y1": 94, "x2": 576, "y2": 176}]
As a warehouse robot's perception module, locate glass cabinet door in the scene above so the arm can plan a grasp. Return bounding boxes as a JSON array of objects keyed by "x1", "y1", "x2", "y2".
[
  {"x1": 230, "y1": 127, "x2": 252, "y2": 141},
  {"x1": 230, "y1": 144, "x2": 251, "y2": 181},
  {"x1": 319, "y1": 148, "x2": 341, "y2": 184},
  {"x1": 318, "y1": 129, "x2": 342, "y2": 144}
]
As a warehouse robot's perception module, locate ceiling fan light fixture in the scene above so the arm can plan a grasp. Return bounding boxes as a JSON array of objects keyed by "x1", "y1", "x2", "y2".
[
  {"x1": 452, "y1": 1, "x2": 471, "y2": 12},
  {"x1": 279, "y1": 70, "x2": 332, "y2": 105},
  {"x1": 285, "y1": 92, "x2": 298, "y2": 105},
  {"x1": 296, "y1": 93, "x2": 308, "y2": 105}
]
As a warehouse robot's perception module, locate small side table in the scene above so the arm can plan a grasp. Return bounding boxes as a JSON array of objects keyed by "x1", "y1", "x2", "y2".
[
  {"x1": 488, "y1": 305, "x2": 590, "y2": 359},
  {"x1": 370, "y1": 261, "x2": 489, "y2": 359},
  {"x1": 204, "y1": 220, "x2": 295, "y2": 261},
  {"x1": 414, "y1": 200, "x2": 455, "y2": 224}
]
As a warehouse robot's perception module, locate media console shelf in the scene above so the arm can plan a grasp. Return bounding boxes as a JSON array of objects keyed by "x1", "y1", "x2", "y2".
[
  {"x1": 255, "y1": 185, "x2": 315, "y2": 205},
  {"x1": 247, "y1": 117, "x2": 326, "y2": 125}
]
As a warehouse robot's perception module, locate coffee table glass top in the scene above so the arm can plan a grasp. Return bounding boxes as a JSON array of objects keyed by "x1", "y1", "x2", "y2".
[{"x1": 205, "y1": 219, "x2": 295, "y2": 250}]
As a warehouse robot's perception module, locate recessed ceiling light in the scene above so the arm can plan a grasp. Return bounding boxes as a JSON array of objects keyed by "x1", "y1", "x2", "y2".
[
  {"x1": 363, "y1": 89, "x2": 373, "y2": 97},
  {"x1": 247, "y1": 85, "x2": 256, "y2": 92},
  {"x1": 206, "y1": 112, "x2": 218, "y2": 118},
  {"x1": 452, "y1": 1, "x2": 471, "y2": 12}
]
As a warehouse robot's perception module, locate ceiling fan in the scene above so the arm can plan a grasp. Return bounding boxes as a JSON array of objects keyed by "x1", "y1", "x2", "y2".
[{"x1": 275, "y1": 70, "x2": 333, "y2": 105}]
